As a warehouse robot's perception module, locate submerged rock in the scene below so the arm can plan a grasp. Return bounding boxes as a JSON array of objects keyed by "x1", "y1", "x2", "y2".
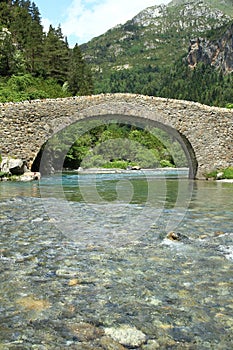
[
  {"x1": 104, "y1": 325, "x2": 146, "y2": 347},
  {"x1": 68, "y1": 322, "x2": 104, "y2": 341},
  {"x1": 99, "y1": 336, "x2": 127, "y2": 349},
  {"x1": 166, "y1": 231, "x2": 182, "y2": 241},
  {"x1": 55, "y1": 269, "x2": 79, "y2": 278},
  {"x1": 16, "y1": 295, "x2": 51, "y2": 311}
]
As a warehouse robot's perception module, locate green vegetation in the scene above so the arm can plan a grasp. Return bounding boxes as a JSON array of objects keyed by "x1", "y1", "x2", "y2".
[
  {"x1": 205, "y1": 167, "x2": 233, "y2": 180},
  {"x1": 0, "y1": 0, "x2": 93, "y2": 101},
  {"x1": 0, "y1": 74, "x2": 70, "y2": 102},
  {"x1": 93, "y1": 61, "x2": 233, "y2": 107},
  {"x1": 0, "y1": 171, "x2": 7, "y2": 178},
  {"x1": 156, "y1": 61, "x2": 233, "y2": 107},
  {"x1": 39, "y1": 121, "x2": 187, "y2": 172}
]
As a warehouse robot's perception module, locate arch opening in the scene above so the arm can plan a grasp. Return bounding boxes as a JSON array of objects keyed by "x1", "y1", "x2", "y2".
[{"x1": 31, "y1": 114, "x2": 198, "y2": 179}]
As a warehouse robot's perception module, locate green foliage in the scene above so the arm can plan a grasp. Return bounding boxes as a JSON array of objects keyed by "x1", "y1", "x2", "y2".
[
  {"x1": 205, "y1": 170, "x2": 218, "y2": 179},
  {"x1": 0, "y1": 74, "x2": 71, "y2": 102},
  {"x1": 0, "y1": 1, "x2": 92, "y2": 100},
  {"x1": 93, "y1": 57, "x2": 233, "y2": 107},
  {"x1": 67, "y1": 44, "x2": 93, "y2": 95},
  {"x1": 43, "y1": 25, "x2": 69, "y2": 83},
  {"x1": 0, "y1": 171, "x2": 8, "y2": 178},
  {"x1": 205, "y1": 167, "x2": 233, "y2": 179},
  {"x1": 223, "y1": 167, "x2": 233, "y2": 179},
  {"x1": 157, "y1": 61, "x2": 233, "y2": 107},
  {"x1": 103, "y1": 160, "x2": 130, "y2": 169},
  {"x1": 44, "y1": 121, "x2": 187, "y2": 171},
  {"x1": 160, "y1": 160, "x2": 175, "y2": 168}
]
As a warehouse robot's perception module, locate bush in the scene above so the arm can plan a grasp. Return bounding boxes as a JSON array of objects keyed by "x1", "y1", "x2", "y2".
[
  {"x1": 206, "y1": 167, "x2": 233, "y2": 179},
  {"x1": 223, "y1": 167, "x2": 233, "y2": 179},
  {"x1": 160, "y1": 159, "x2": 175, "y2": 168},
  {"x1": 205, "y1": 169, "x2": 218, "y2": 179},
  {"x1": 103, "y1": 160, "x2": 129, "y2": 169}
]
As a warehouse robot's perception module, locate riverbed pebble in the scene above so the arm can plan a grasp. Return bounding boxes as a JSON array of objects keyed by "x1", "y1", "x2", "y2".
[{"x1": 104, "y1": 325, "x2": 147, "y2": 347}]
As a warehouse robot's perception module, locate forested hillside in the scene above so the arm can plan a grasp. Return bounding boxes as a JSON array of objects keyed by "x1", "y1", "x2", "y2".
[
  {"x1": 81, "y1": 0, "x2": 233, "y2": 107},
  {"x1": 0, "y1": 0, "x2": 93, "y2": 101}
]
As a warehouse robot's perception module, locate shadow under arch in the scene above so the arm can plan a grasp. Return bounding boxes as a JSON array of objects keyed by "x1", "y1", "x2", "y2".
[{"x1": 32, "y1": 113, "x2": 198, "y2": 179}]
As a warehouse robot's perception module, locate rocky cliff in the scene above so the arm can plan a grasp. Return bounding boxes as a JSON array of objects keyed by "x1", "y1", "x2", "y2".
[{"x1": 187, "y1": 22, "x2": 233, "y2": 72}]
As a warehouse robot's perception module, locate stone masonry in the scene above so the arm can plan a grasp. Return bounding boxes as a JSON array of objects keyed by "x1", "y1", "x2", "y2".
[{"x1": 0, "y1": 93, "x2": 232, "y2": 178}]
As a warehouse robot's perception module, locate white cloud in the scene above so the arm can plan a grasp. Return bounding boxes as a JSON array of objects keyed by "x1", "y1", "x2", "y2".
[
  {"x1": 41, "y1": 17, "x2": 53, "y2": 33},
  {"x1": 61, "y1": 0, "x2": 171, "y2": 45}
]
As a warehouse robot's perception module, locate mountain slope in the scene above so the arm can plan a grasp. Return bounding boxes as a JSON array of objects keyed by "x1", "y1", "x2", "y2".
[
  {"x1": 80, "y1": 0, "x2": 233, "y2": 106},
  {"x1": 81, "y1": 0, "x2": 232, "y2": 72}
]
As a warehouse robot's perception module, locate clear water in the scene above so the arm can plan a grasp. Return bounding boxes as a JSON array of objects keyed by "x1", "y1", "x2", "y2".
[{"x1": 0, "y1": 171, "x2": 232, "y2": 349}]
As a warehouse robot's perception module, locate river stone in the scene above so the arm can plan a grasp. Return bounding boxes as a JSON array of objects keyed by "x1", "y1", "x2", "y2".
[
  {"x1": 104, "y1": 325, "x2": 146, "y2": 347},
  {"x1": 55, "y1": 269, "x2": 79, "y2": 278},
  {"x1": 68, "y1": 322, "x2": 104, "y2": 341},
  {"x1": 142, "y1": 339, "x2": 160, "y2": 349},
  {"x1": 0, "y1": 157, "x2": 23, "y2": 174},
  {"x1": 166, "y1": 231, "x2": 182, "y2": 241},
  {"x1": 20, "y1": 171, "x2": 41, "y2": 181},
  {"x1": 8, "y1": 158, "x2": 25, "y2": 175},
  {"x1": 99, "y1": 336, "x2": 127, "y2": 349}
]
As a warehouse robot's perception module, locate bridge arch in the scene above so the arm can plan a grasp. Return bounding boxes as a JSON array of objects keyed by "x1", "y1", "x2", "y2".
[
  {"x1": 33, "y1": 113, "x2": 198, "y2": 178},
  {"x1": 0, "y1": 94, "x2": 232, "y2": 179}
]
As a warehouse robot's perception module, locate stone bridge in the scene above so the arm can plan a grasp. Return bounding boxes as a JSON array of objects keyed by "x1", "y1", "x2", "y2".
[{"x1": 0, "y1": 93, "x2": 232, "y2": 179}]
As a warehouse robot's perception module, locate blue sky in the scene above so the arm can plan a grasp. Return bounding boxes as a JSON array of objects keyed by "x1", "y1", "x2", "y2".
[{"x1": 34, "y1": 0, "x2": 170, "y2": 47}]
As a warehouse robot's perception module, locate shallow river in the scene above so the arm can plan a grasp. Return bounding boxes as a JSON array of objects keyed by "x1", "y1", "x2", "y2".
[{"x1": 0, "y1": 170, "x2": 233, "y2": 349}]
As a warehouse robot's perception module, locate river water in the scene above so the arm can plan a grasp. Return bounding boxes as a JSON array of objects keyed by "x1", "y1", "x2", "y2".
[{"x1": 0, "y1": 170, "x2": 233, "y2": 349}]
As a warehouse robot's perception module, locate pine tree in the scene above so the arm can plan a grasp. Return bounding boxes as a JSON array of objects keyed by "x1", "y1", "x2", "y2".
[
  {"x1": 0, "y1": 26, "x2": 16, "y2": 75},
  {"x1": 43, "y1": 24, "x2": 69, "y2": 83},
  {"x1": 67, "y1": 43, "x2": 93, "y2": 95},
  {"x1": 24, "y1": 1, "x2": 44, "y2": 74},
  {"x1": 0, "y1": 0, "x2": 13, "y2": 27}
]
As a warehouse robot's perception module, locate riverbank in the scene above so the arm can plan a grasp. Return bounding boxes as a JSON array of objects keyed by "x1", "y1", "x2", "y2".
[{"x1": 72, "y1": 167, "x2": 189, "y2": 175}]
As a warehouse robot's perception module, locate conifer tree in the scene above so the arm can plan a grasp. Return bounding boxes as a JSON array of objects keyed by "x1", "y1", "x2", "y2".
[
  {"x1": 25, "y1": 1, "x2": 44, "y2": 74},
  {"x1": 67, "y1": 43, "x2": 93, "y2": 95},
  {"x1": 43, "y1": 24, "x2": 69, "y2": 83},
  {"x1": 0, "y1": 26, "x2": 16, "y2": 75}
]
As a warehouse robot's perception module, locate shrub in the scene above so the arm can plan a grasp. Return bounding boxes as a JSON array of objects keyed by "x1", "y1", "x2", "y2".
[
  {"x1": 206, "y1": 167, "x2": 233, "y2": 179},
  {"x1": 223, "y1": 167, "x2": 233, "y2": 179},
  {"x1": 160, "y1": 159, "x2": 175, "y2": 168},
  {"x1": 103, "y1": 160, "x2": 129, "y2": 169}
]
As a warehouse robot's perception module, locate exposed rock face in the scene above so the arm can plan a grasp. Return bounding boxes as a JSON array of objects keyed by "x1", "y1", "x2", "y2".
[
  {"x1": 187, "y1": 38, "x2": 210, "y2": 67},
  {"x1": 187, "y1": 23, "x2": 233, "y2": 72}
]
